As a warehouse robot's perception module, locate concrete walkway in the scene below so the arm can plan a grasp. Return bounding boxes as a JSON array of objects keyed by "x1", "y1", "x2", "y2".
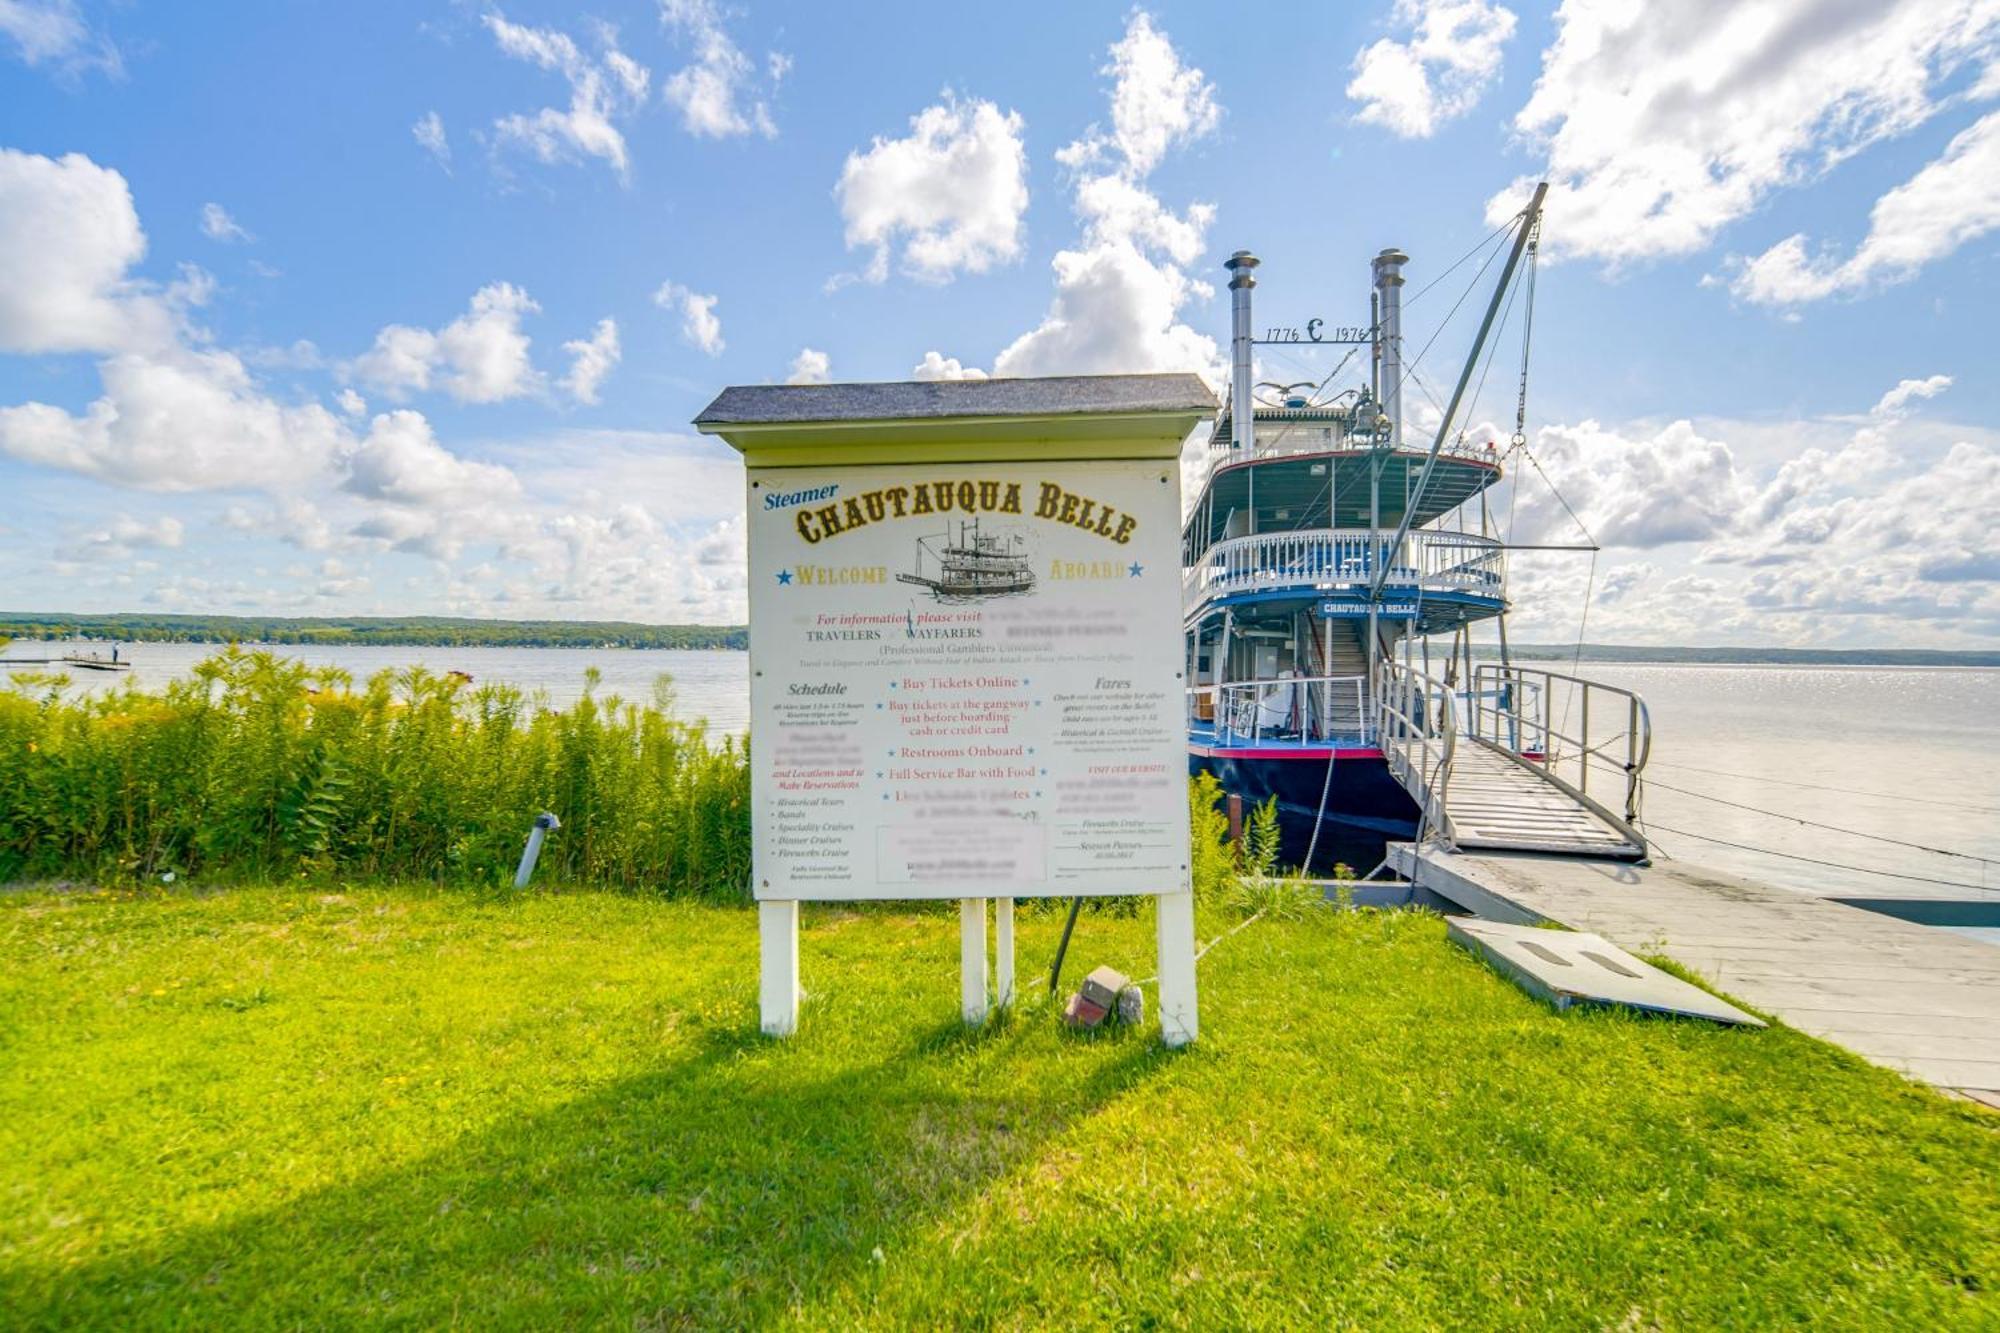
[{"x1": 1391, "y1": 844, "x2": 2000, "y2": 1105}]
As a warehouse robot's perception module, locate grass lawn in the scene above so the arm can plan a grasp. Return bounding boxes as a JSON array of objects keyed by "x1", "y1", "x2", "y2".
[{"x1": 1, "y1": 886, "x2": 1994, "y2": 1329}]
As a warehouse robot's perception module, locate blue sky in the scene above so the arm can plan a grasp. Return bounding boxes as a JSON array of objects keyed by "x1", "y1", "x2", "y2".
[{"x1": 3, "y1": 0, "x2": 1997, "y2": 645}]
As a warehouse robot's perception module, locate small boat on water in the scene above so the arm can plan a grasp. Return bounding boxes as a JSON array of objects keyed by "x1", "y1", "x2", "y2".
[{"x1": 1187, "y1": 184, "x2": 1653, "y2": 875}]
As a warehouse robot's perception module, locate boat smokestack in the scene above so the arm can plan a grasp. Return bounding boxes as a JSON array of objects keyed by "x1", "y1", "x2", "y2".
[
  {"x1": 1225, "y1": 250, "x2": 1259, "y2": 452},
  {"x1": 1372, "y1": 248, "x2": 1408, "y2": 449}
]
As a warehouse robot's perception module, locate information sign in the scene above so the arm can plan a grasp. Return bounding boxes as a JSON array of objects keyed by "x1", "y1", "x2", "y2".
[{"x1": 747, "y1": 461, "x2": 1189, "y2": 901}]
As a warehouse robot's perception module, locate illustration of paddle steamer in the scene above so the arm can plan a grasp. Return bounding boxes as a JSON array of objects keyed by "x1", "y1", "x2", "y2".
[{"x1": 898, "y1": 518, "x2": 1035, "y2": 600}]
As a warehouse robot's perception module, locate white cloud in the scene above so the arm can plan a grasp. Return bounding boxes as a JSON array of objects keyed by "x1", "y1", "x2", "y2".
[
  {"x1": 484, "y1": 11, "x2": 651, "y2": 180},
  {"x1": 2, "y1": 347, "x2": 351, "y2": 491},
  {"x1": 1511, "y1": 418, "x2": 1755, "y2": 550},
  {"x1": 1488, "y1": 0, "x2": 2000, "y2": 264},
  {"x1": 560, "y1": 317, "x2": 620, "y2": 404},
  {"x1": 1873, "y1": 374, "x2": 1952, "y2": 418},
  {"x1": 412, "y1": 111, "x2": 451, "y2": 171},
  {"x1": 912, "y1": 350, "x2": 987, "y2": 381},
  {"x1": 1061, "y1": 11, "x2": 1220, "y2": 176},
  {"x1": 199, "y1": 202, "x2": 251, "y2": 244},
  {"x1": 352, "y1": 282, "x2": 543, "y2": 404},
  {"x1": 654, "y1": 281, "x2": 724, "y2": 355},
  {"x1": 785, "y1": 347, "x2": 830, "y2": 384},
  {"x1": 0, "y1": 148, "x2": 160, "y2": 355},
  {"x1": 836, "y1": 96, "x2": 1029, "y2": 283},
  {"x1": 1347, "y1": 0, "x2": 1518, "y2": 139},
  {"x1": 57, "y1": 513, "x2": 183, "y2": 562},
  {"x1": 0, "y1": 0, "x2": 119, "y2": 78},
  {"x1": 1491, "y1": 375, "x2": 2000, "y2": 645},
  {"x1": 995, "y1": 12, "x2": 1222, "y2": 382},
  {"x1": 659, "y1": 0, "x2": 776, "y2": 139},
  {"x1": 344, "y1": 410, "x2": 521, "y2": 510},
  {"x1": 0, "y1": 150, "x2": 750, "y2": 622},
  {"x1": 1729, "y1": 108, "x2": 2000, "y2": 305}
]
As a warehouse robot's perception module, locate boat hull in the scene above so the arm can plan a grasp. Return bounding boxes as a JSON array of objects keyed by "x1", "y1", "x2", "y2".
[{"x1": 1188, "y1": 745, "x2": 1418, "y2": 877}]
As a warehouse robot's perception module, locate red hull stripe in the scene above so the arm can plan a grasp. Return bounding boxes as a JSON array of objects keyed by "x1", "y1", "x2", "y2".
[{"x1": 1189, "y1": 746, "x2": 1385, "y2": 761}]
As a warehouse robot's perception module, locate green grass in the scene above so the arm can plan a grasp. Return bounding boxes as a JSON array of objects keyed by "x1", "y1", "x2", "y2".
[{"x1": 1, "y1": 887, "x2": 1993, "y2": 1329}]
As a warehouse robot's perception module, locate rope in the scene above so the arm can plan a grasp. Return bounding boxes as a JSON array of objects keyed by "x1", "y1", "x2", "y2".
[
  {"x1": 1647, "y1": 759, "x2": 2000, "y2": 816},
  {"x1": 1391, "y1": 231, "x2": 1511, "y2": 414},
  {"x1": 1642, "y1": 823, "x2": 1998, "y2": 893},
  {"x1": 1581, "y1": 755, "x2": 1995, "y2": 865},
  {"x1": 1403, "y1": 218, "x2": 1515, "y2": 310}
]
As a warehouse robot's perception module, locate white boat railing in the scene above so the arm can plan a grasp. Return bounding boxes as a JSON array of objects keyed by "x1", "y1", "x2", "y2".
[
  {"x1": 1190, "y1": 434, "x2": 1502, "y2": 492},
  {"x1": 1183, "y1": 528, "x2": 1504, "y2": 611},
  {"x1": 1187, "y1": 674, "x2": 1371, "y2": 746},
  {"x1": 1469, "y1": 665, "x2": 1652, "y2": 829}
]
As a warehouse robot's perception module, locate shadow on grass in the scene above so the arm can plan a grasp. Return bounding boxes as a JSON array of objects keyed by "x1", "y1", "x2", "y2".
[{"x1": 13, "y1": 1018, "x2": 1173, "y2": 1327}]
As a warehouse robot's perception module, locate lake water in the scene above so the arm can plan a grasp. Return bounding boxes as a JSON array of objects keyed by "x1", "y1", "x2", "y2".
[{"x1": 8, "y1": 641, "x2": 1995, "y2": 904}]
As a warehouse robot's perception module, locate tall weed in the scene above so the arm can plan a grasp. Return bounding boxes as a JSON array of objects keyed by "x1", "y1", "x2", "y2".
[{"x1": 0, "y1": 649, "x2": 750, "y2": 898}]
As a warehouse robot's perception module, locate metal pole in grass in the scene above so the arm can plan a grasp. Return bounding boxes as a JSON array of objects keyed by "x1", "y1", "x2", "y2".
[
  {"x1": 514, "y1": 812, "x2": 561, "y2": 888},
  {"x1": 1047, "y1": 896, "x2": 1084, "y2": 996}
]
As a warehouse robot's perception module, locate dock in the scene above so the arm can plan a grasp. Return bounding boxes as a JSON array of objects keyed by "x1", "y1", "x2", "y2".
[
  {"x1": 1394, "y1": 844, "x2": 2000, "y2": 1105},
  {"x1": 1373, "y1": 659, "x2": 2000, "y2": 1106}
]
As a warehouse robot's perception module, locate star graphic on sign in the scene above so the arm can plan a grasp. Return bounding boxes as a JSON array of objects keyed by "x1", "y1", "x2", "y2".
[
  {"x1": 1128, "y1": 561, "x2": 1144, "y2": 577},
  {"x1": 775, "y1": 569, "x2": 792, "y2": 585}
]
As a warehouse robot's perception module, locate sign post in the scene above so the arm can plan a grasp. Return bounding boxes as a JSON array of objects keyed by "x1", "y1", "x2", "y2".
[{"x1": 697, "y1": 375, "x2": 1216, "y2": 1046}]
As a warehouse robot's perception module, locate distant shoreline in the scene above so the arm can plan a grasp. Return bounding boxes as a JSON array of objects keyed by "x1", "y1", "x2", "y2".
[
  {"x1": 0, "y1": 612, "x2": 744, "y2": 652},
  {"x1": 3, "y1": 614, "x2": 1993, "y2": 668},
  {"x1": 1490, "y1": 644, "x2": 2000, "y2": 668}
]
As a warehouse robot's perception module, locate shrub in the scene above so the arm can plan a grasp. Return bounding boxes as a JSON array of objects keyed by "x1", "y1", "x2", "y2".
[{"x1": 0, "y1": 649, "x2": 750, "y2": 898}]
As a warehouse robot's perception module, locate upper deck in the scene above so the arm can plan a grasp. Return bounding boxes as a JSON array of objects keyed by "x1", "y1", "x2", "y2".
[{"x1": 1185, "y1": 406, "x2": 1503, "y2": 559}]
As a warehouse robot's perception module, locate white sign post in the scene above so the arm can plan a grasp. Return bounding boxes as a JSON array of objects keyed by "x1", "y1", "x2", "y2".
[{"x1": 698, "y1": 377, "x2": 1214, "y2": 1046}]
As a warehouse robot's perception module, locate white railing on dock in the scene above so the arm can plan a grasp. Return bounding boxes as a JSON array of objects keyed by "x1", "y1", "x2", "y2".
[
  {"x1": 1469, "y1": 665, "x2": 1652, "y2": 829},
  {"x1": 1187, "y1": 674, "x2": 1371, "y2": 746},
  {"x1": 1183, "y1": 528, "x2": 1504, "y2": 611}
]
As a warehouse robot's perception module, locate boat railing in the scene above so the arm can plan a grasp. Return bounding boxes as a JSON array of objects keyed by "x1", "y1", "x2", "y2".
[
  {"x1": 1190, "y1": 435, "x2": 1502, "y2": 491},
  {"x1": 1183, "y1": 528, "x2": 1504, "y2": 611},
  {"x1": 1469, "y1": 665, "x2": 1652, "y2": 829},
  {"x1": 1187, "y1": 674, "x2": 1372, "y2": 746},
  {"x1": 1373, "y1": 661, "x2": 1459, "y2": 845}
]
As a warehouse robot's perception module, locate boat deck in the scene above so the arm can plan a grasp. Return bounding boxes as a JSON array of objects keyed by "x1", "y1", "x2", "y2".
[
  {"x1": 1186, "y1": 720, "x2": 1377, "y2": 759},
  {"x1": 1393, "y1": 844, "x2": 2000, "y2": 1105}
]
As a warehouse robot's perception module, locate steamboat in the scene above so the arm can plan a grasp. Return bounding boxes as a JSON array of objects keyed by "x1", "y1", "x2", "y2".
[{"x1": 1186, "y1": 183, "x2": 1653, "y2": 873}]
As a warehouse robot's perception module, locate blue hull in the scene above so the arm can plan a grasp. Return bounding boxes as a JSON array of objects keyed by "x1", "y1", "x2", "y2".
[{"x1": 1189, "y1": 747, "x2": 1418, "y2": 877}]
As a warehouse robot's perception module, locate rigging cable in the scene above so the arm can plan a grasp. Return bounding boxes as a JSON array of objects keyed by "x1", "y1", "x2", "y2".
[
  {"x1": 1639, "y1": 824, "x2": 1998, "y2": 893},
  {"x1": 1390, "y1": 223, "x2": 1512, "y2": 415},
  {"x1": 1583, "y1": 756, "x2": 1996, "y2": 866},
  {"x1": 1402, "y1": 217, "x2": 1515, "y2": 310},
  {"x1": 1646, "y1": 759, "x2": 2000, "y2": 815}
]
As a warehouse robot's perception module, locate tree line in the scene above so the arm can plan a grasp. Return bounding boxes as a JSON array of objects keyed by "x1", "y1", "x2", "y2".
[{"x1": 0, "y1": 613, "x2": 747, "y2": 651}]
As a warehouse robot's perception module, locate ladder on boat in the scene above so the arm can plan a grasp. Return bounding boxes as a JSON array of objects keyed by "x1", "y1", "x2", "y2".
[{"x1": 1376, "y1": 661, "x2": 1650, "y2": 861}]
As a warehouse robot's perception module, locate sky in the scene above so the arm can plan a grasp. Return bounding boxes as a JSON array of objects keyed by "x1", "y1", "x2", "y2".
[{"x1": 2, "y1": 0, "x2": 1997, "y2": 647}]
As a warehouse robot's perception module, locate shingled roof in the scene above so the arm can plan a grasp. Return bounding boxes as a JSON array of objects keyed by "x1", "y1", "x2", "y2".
[{"x1": 694, "y1": 373, "x2": 1215, "y2": 427}]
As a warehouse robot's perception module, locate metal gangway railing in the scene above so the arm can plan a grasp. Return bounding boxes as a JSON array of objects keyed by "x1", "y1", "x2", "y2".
[
  {"x1": 1468, "y1": 665, "x2": 1652, "y2": 831},
  {"x1": 1375, "y1": 660, "x2": 1651, "y2": 860},
  {"x1": 1187, "y1": 674, "x2": 1372, "y2": 746}
]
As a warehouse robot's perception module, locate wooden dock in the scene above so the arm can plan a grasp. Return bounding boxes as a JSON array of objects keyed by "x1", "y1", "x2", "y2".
[{"x1": 1392, "y1": 844, "x2": 2000, "y2": 1105}]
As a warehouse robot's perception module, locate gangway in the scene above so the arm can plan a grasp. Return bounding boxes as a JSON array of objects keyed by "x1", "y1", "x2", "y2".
[{"x1": 1376, "y1": 662, "x2": 1649, "y2": 861}]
